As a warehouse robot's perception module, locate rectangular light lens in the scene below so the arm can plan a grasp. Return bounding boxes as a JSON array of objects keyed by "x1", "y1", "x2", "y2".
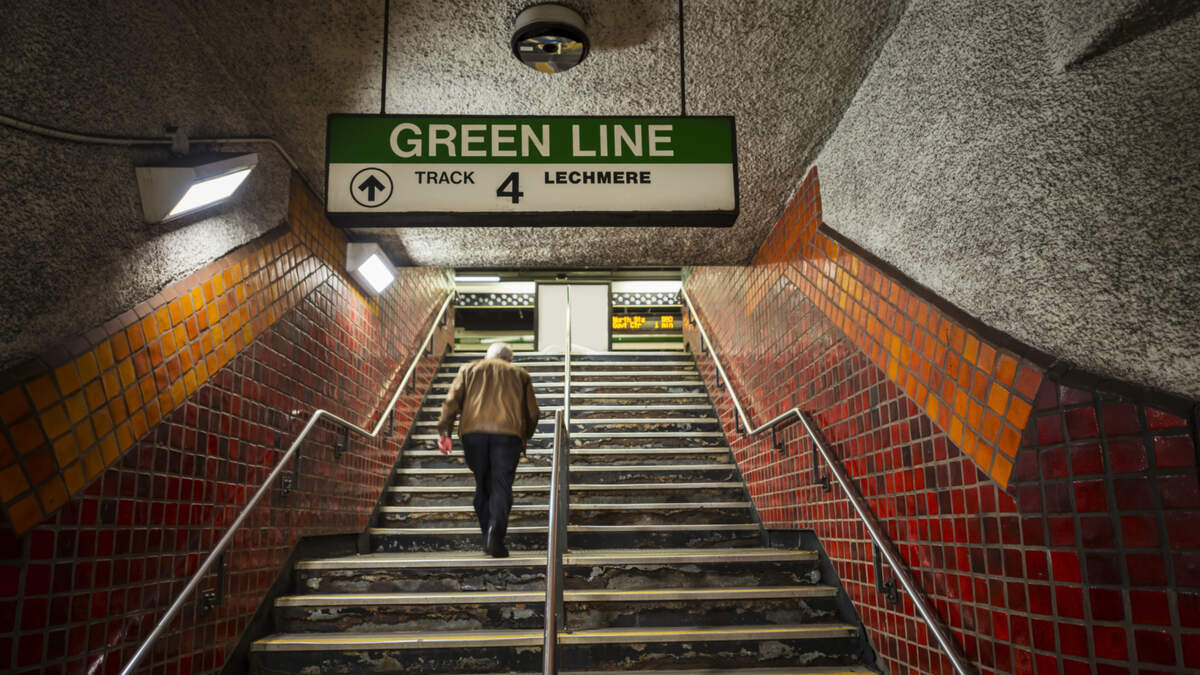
[
  {"x1": 168, "y1": 168, "x2": 253, "y2": 218},
  {"x1": 358, "y1": 253, "x2": 395, "y2": 293},
  {"x1": 455, "y1": 275, "x2": 501, "y2": 283}
]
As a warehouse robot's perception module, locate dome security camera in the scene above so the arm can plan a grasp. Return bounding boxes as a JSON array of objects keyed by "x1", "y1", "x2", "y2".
[{"x1": 511, "y1": 4, "x2": 589, "y2": 73}]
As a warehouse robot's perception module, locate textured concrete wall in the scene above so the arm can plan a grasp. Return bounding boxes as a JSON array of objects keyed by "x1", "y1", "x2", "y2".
[
  {"x1": 0, "y1": 2, "x2": 291, "y2": 372},
  {"x1": 814, "y1": 0, "x2": 1200, "y2": 399},
  {"x1": 1042, "y1": 0, "x2": 1200, "y2": 69}
]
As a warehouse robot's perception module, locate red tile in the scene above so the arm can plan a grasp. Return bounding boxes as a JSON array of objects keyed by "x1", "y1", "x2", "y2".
[
  {"x1": 1089, "y1": 587, "x2": 1124, "y2": 621},
  {"x1": 1073, "y1": 480, "x2": 1108, "y2": 512},
  {"x1": 1135, "y1": 630, "x2": 1176, "y2": 665},
  {"x1": 1109, "y1": 439, "x2": 1148, "y2": 473},
  {"x1": 1064, "y1": 407, "x2": 1099, "y2": 440},
  {"x1": 1093, "y1": 625, "x2": 1128, "y2": 660},
  {"x1": 1130, "y1": 589, "x2": 1171, "y2": 626},
  {"x1": 1154, "y1": 435, "x2": 1196, "y2": 468},
  {"x1": 1122, "y1": 514, "x2": 1160, "y2": 548}
]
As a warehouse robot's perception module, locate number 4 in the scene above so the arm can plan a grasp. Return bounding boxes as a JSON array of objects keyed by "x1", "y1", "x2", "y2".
[{"x1": 496, "y1": 172, "x2": 524, "y2": 204}]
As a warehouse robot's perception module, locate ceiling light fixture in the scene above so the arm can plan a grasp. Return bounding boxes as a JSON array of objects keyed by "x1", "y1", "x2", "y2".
[
  {"x1": 455, "y1": 275, "x2": 502, "y2": 283},
  {"x1": 135, "y1": 152, "x2": 258, "y2": 223},
  {"x1": 347, "y1": 242, "x2": 398, "y2": 295}
]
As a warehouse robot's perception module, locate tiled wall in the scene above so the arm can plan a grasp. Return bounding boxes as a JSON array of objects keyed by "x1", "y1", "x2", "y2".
[
  {"x1": 0, "y1": 173, "x2": 454, "y2": 673},
  {"x1": 684, "y1": 167, "x2": 1199, "y2": 673}
]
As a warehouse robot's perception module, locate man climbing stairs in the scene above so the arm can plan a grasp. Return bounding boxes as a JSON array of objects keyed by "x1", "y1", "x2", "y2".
[{"x1": 249, "y1": 351, "x2": 876, "y2": 673}]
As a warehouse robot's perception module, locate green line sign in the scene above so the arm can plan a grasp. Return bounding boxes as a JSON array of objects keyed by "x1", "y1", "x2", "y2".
[{"x1": 325, "y1": 114, "x2": 738, "y2": 227}]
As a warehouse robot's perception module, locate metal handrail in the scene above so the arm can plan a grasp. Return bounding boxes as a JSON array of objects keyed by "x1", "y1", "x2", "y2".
[
  {"x1": 543, "y1": 288, "x2": 571, "y2": 674},
  {"x1": 120, "y1": 292, "x2": 456, "y2": 675},
  {"x1": 680, "y1": 288, "x2": 976, "y2": 675}
]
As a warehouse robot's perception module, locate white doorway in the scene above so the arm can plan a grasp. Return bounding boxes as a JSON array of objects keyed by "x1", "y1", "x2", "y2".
[{"x1": 536, "y1": 283, "x2": 610, "y2": 353}]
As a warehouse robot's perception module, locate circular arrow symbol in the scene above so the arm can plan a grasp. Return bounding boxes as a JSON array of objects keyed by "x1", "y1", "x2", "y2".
[{"x1": 350, "y1": 168, "x2": 393, "y2": 208}]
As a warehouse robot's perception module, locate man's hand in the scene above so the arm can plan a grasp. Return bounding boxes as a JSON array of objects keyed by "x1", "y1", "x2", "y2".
[{"x1": 437, "y1": 434, "x2": 453, "y2": 455}]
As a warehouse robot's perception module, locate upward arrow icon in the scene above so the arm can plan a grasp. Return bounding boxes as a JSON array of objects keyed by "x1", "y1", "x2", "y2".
[{"x1": 358, "y1": 175, "x2": 386, "y2": 202}]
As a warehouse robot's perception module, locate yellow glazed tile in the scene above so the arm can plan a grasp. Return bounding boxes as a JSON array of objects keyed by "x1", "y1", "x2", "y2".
[
  {"x1": 25, "y1": 375, "x2": 59, "y2": 411},
  {"x1": 37, "y1": 476, "x2": 68, "y2": 513},
  {"x1": 52, "y1": 435, "x2": 79, "y2": 468},
  {"x1": 8, "y1": 494, "x2": 44, "y2": 534},
  {"x1": 0, "y1": 464, "x2": 30, "y2": 503},
  {"x1": 63, "y1": 462, "x2": 85, "y2": 495},
  {"x1": 0, "y1": 387, "x2": 32, "y2": 425},
  {"x1": 54, "y1": 363, "x2": 81, "y2": 396},
  {"x1": 81, "y1": 450, "x2": 104, "y2": 480}
]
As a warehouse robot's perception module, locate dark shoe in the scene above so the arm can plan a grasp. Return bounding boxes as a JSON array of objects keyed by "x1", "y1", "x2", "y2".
[{"x1": 486, "y1": 524, "x2": 509, "y2": 558}]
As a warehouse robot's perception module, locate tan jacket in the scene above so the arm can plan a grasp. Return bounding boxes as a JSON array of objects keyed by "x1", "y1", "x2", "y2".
[{"x1": 437, "y1": 357, "x2": 540, "y2": 442}]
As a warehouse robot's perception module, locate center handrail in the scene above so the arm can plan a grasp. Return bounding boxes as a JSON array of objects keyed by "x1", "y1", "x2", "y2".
[
  {"x1": 680, "y1": 288, "x2": 976, "y2": 675},
  {"x1": 544, "y1": 288, "x2": 571, "y2": 674},
  {"x1": 120, "y1": 292, "x2": 456, "y2": 675}
]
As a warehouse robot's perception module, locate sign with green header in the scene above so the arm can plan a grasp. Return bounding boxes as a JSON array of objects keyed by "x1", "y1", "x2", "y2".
[{"x1": 325, "y1": 115, "x2": 738, "y2": 227}]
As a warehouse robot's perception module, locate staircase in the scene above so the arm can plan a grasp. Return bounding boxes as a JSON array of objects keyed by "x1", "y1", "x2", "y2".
[{"x1": 249, "y1": 351, "x2": 876, "y2": 673}]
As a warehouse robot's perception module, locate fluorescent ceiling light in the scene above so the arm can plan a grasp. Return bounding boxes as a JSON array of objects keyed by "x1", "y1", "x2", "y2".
[
  {"x1": 456, "y1": 275, "x2": 502, "y2": 283},
  {"x1": 612, "y1": 280, "x2": 682, "y2": 294},
  {"x1": 136, "y1": 152, "x2": 258, "y2": 223},
  {"x1": 346, "y1": 242, "x2": 398, "y2": 295}
]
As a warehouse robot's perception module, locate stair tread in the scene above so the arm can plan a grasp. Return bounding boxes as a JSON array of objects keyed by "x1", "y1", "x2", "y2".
[
  {"x1": 396, "y1": 464, "x2": 736, "y2": 473},
  {"x1": 276, "y1": 586, "x2": 839, "y2": 606},
  {"x1": 379, "y1": 502, "x2": 751, "y2": 513},
  {"x1": 388, "y1": 482, "x2": 742, "y2": 492},
  {"x1": 252, "y1": 624, "x2": 858, "y2": 651},
  {"x1": 296, "y1": 548, "x2": 814, "y2": 570},
  {"x1": 368, "y1": 523, "x2": 758, "y2": 535}
]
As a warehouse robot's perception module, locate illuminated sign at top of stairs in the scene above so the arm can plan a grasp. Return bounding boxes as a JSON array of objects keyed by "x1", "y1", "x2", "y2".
[{"x1": 325, "y1": 115, "x2": 738, "y2": 227}]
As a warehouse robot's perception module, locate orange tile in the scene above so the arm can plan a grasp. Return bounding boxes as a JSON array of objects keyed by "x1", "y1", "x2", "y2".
[
  {"x1": 81, "y1": 450, "x2": 104, "y2": 479},
  {"x1": 0, "y1": 387, "x2": 32, "y2": 425},
  {"x1": 25, "y1": 375, "x2": 59, "y2": 411},
  {"x1": 155, "y1": 307, "x2": 171, "y2": 334},
  {"x1": 0, "y1": 463, "x2": 30, "y2": 503},
  {"x1": 977, "y1": 343, "x2": 996, "y2": 374},
  {"x1": 183, "y1": 370, "x2": 198, "y2": 396},
  {"x1": 999, "y1": 425, "x2": 1022, "y2": 458},
  {"x1": 206, "y1": 302, "x2": 221, "y2": 327},
  {"x1": 191, "y1": 285, "x2": 205, "y2": 311},
  {"x1": 99, "y1": 434, "x2": 119, "y2": 464},
  {"x1": 991, "y1": 456, "x2": 1014, "y2": 487},
  {"x1": 123, "y1": 387, "x2": 141, "y2": 416},
  {"x1": 168, "y1": 300, "x2": 184, "y2": 326},
  {"x1": 75, "y1": 352, "x2": 100, "y2": 386},
  {"x1": 108, "y1": 396, "x2": 128, "y2": 426},
  {"x1": 115, "y1": 422, "x2": 135, "y2": 452},
  {"x1": 213, "y1": 272, "x2": 226, "y2": 296},
  {"x1": 1007, "y1": 397, "x2": 1033, "y2": 429},
  {"x1": 126, "y1": 324, "x2": 145, "y2": 352},
  {"x1": 170, "y1": 380, "x2": 186, "y2": 407},
  {"x1": 138, "y1": 377, "x2": 156, "y2": 406},
  {"x1": 145, "y1": 399, "x2": 162, "y2": 428},
  {"x1": 160, "y1": 330, "x2": 177, "y2": 358},
  {"x1": 83, "y1": 381, "x2": 105, "y2": 412},
  {"x1": 180, "y1": 293, "x2": 195, "y2": 317},
  {"x1": 971, "y1": 372, "x2": 989, "y2": 400},
  {"x1": 63, "y1": 462, "x2": 85, "y2": 495},
  {"x1": 173, "y1": 324, "x2": 187, "y2": 350},
  {"x1": 147, "y1": 340, "x2": 164, "y2": 367},
  {"x1": 38, "y1": 405, "x2": 70, "y2": 441},
  {"x1": 52, "y1": 363, "x2": 80, "y2": 397},
  {"x1": 140, "y1": 315, "x2": 159, "y2": 343},
  {"x1": 949, "y1": 416, "x2": 964, "y2": 446},
  {"x1": 24, "y1": 448, "x2": 56, "y2": 484},
  {"x1": 63, "y1": 393, "x2": 87, "y2": 425},
  {"x1": 975, "y1": 442, "x2": 995, "y2": 475},
  {"x1": 130, "y1": 411, "x2": 148, "y2": 441},
  {"x1": 962, "y1": 430, "x2": 978, "y2": 458},
  {"x1": 0, "y1": 434, "x2": 12, "y2": 467},
  {"x1": 995, "y1": 354, "x2": 1018, "y2": 385},
  {"x1": 95, "y1": 341, "x2": 115, "y2": 371},
  {"x1": 987, "y1": 383, "x2": 1010, "y2": 416},
  {"x1": 968, "y1": 400, "x2": 984, "y2": 430},
  {"x1": 101, "y1": 369, "x2": 121, "y2": 400},
  {"x1": 7, "y1": 494, "x2": 43, "y2": 534},
  {"x1": 981, "y1": 411, "x2": 1003, "y2": 443},
  {"x1": 52, "y1": 435, "x2": 78, "y2": 468},
  {"x1": 117, "y1": 358, "x2": 136, "y2": 390},
  {"x1": 73, "y1": 421, "x2": 95, "y2": 453},
  {"x1": 111, "y1": 331, "x2": 131, "y2": 361},
  {"x1": 1014, "y1": 365, "x2": 1042, "y2": 401},
  {"x1": 92, "y1": 408, "x2": 113, "y2": 437},
  {"x1": 11, "y1": 418, "x2": 46, "y2": 455},
  {"x1": 963, "y1": 334, "x2": 980, "y2": 364},
  {"x1": 203, "y1": 279, "x2": 215, "y2": 302}
]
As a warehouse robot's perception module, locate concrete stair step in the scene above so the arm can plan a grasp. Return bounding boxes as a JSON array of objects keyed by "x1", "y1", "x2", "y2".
[
  {"x1": 399, "y1": 447, "x2": 733, "y2": 469},
  {"x1": 387, "y1": 482, "x2": 746, "y2": 506},
  {"x1": 394, "y1": 464, "x2": 742, "y2": 486},
  {"x1": 293, "y1": 548, "x2": 820, "y2": 595},
  {"x1": 368, "y1": 523, "x2": 762, "y2": 552},
  {"x1": 250, "y1": 624, "x2": 862, "y2": 673},
  {"x1": 377, "y1": 502, "x2": 754, "y2": 528}
]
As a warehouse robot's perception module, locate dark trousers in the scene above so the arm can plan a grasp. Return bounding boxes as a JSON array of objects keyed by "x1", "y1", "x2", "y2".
[{"x1": 461, "y1": 433, "x2": 523, "y2": 541}]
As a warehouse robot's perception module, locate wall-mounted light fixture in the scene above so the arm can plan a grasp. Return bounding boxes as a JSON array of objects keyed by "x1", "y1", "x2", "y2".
[
  {"x1": 347, "y1": 242, "x2": 398, "y2": 295},
  {"x1": 136, "y1": 152, "x2": 257, "y2": 223}
]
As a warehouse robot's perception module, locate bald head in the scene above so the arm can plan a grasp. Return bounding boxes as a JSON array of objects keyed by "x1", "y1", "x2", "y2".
[{"x1": 486, "y1": 343, "x2": 514, "y2": 362}]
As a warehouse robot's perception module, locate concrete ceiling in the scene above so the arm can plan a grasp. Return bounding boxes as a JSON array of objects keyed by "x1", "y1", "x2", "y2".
[{"x1": 188, "y1": 0, "x2": 907, "y2": 267}]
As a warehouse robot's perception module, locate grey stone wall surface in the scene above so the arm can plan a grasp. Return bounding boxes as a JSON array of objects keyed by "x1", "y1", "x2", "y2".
[
  {"x1": 814, "y1": 0, "x2": 1200, "y2": 399},
  {"x1": 0, "y1": 2, "x2": 291, "y2": 371}
]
